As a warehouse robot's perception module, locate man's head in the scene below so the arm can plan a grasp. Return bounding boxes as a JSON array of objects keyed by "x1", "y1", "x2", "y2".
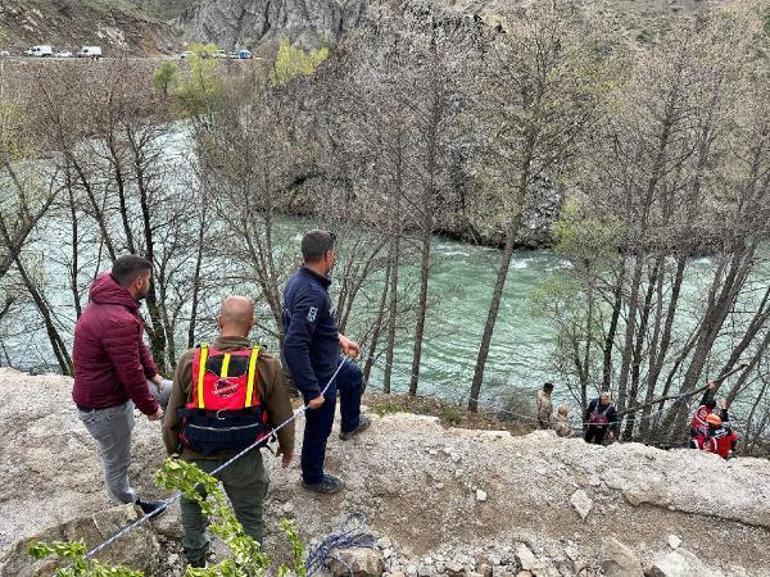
[
  {"x1": 557, "y1": 405, "x2": 570, "y2": 417},
  {"x1": 217, "y1": 296, "x2": 255, "y2": 338},
  {"x1": 543, "y1": 382, "x2": 554, "y2": 395},
  {"x1": 600, "y1": 392, "x2": 611, "y2": 405},
  {"x1": 705, "y1": 399, "x2": 717, "y2": 411},
  {"x1": 301, "y1": 230, "x2": 337, "y2": 276},
  {"x1": 112, "y1": 255, "x2": 152, "y2": 300}
]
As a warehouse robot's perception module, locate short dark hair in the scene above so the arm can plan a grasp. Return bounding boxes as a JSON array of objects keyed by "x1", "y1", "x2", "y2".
[
  {"x1": 112, "y1": 255, "x2": 152, "y2": 287},
  {"x1": 543, "y1": 382, "x2": 554, "y2": 392},
  {"x1": 301, "y1": 230, "x2": 336, "y2": 263},
  {"x1": 705, "y1": 399, "x2": 717, "y2": 409}
]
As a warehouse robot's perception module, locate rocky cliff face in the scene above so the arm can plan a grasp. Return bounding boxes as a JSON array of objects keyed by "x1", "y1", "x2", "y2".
[
  {"x1": 0, "y1": 1, "x2": 178, "y2": 54},
  {"x1": 178, "y1": 0, "x2": 368, "y2": 49},
  {"x1": 1, "y1": 368, "x2": 769, "y2": 576}
]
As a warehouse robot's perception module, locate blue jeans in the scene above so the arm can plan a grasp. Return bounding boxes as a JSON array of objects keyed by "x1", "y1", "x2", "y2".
[{"x1": 301, "y1": 357, "x2": 363, "y2": 484}]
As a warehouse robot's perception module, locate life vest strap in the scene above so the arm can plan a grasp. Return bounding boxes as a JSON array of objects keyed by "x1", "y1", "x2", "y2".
[
  {"x1": 197, "y1": 343, "x2": 209, "y2": 409},
  {"x1": 178, "y1": 406, "x2": 263, "y2": 419},
  {"x1": 245, "y1": 344, "x2": 260, "y2": 408}
]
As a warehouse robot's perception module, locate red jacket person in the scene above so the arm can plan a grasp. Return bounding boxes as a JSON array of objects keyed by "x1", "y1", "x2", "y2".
[{"x1": 72, "y1": 255, "x2": 169, "y2": 517}]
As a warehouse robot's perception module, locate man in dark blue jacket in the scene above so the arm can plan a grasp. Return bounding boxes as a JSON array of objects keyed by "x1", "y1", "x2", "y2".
[{"x1": 282, "y1": 230, "x2": 370, "y2": 494}]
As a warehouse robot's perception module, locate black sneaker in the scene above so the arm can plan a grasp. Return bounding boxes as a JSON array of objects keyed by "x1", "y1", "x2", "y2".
[
  {"x1": 136, "y1": 499, "x2": 168, "y2": 520},
  {"x1": 339, "y1": 414, "x2": 371, "y2": 441},
  {"x1": 188, "y1": 559, "x2": 207, "y2": 568},
  {"x1": 302, "y1": 474, "x2": 345, "y2": 494}
]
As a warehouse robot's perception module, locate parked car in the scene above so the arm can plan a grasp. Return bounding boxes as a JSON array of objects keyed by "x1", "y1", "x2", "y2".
[
  {"x1": 213, "y1": 49, "x2": 229, "y2": 59},
  {"x1": 55, "y1": 50, "x2": 73, "y2": 58},
  {"x1": 179, "y1": 50, "x2": 193, "y2": 59},
  {"x1": 24, "y1": 45, "x2": 53, "y2": 57},
  {"x1": 0, "y1": 49, "x2": 10, "y2": 57},
  {"x1": 77, "y1": 46, "x2": 102, "y2": 59},
  {"x1": 236, "y1": 49, "x2": 252, "y2": 59}
]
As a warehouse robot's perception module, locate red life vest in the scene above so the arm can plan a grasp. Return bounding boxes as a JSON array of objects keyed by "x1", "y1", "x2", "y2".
[
  {"x1": 690, "y1": 405, "x2": 711, "y2": 437},
  {"x1": 179, "y1": 343, "x2": 270, "y2": 455},
  {"x1": 693, "y1": 428, "x2": 738, "y2": 459},
  {"x1": 589, "y1": 404, "x2": 611, "y2": 426}
]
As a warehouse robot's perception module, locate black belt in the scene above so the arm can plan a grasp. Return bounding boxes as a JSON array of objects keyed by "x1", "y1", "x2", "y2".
[{"x1": 76, "y1": 403, "x2": 123, "y2": 412}]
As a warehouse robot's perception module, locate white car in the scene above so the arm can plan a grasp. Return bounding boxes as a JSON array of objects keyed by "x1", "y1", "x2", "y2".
[
  {"x1": 0, "y1": 49, "x2": 9, "y2": 57},
  {"x1": 55, "y1": 50, "x2": 73, "y2": 58},
  {"x1": 24, "y1": 45, "x2": 53, "y2": 57},
  {"x1": 179, "y1": 50, "x2": 193, "y2": 59},
  {"x1": 77, "y1": 46, "x2": 102, "y2": 59}
]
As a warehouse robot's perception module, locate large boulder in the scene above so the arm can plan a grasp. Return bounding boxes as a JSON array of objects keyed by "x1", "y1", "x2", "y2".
[
  {"x1": 646, "y1": 548, "x2": 722, "y2": 577},
  {"x1": 601, "y1": 538, "x2": 644, "y2": 577},
  {"x1": 329, "y1": 547, "x2": 385, "y2": 577},
  {"x1": 0, "y1": 505, "x2": 161, "y2": 577}
]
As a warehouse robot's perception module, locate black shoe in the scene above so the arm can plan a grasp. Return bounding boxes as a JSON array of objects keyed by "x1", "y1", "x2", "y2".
[
  {"x1": 188, "y1": 559, "x2": 207, "y2": 568},
  {"x1": 339, "y1": 414, "x2": 371, "y2": 441},
  {"x1": 302, "y1": 474, "x2": 345, "y2": 494},
  {"x1": 136, "y1": 499, "x2": 168, "y2": 519}
]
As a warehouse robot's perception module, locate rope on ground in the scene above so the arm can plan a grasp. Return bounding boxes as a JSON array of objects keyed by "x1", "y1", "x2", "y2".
[
  {"x1": 305, "y1": 513, "x2": 376, "y2": 577},
  {"x1": 84, "y1": 358, "x2": 347, "y2": 561}
]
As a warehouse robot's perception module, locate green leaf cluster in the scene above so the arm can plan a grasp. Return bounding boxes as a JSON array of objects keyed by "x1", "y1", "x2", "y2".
[
  {"x1": 30, "y1": 458, "x2": 305, "y2": 577},
  {"x1": 174, "y1": 44, "x2": 225, "y2": 118},
  {"x1": 269, "y1": 38, "x2": 330, "y2": 86}
]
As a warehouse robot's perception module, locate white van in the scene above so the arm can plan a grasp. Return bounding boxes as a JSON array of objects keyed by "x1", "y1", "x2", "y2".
[
  {"x1": 77, "y1": 46, "x2": 102, "y2": 59},
  {"x1": 24, "y1": 45, "x2": 53, "y2": 57}
]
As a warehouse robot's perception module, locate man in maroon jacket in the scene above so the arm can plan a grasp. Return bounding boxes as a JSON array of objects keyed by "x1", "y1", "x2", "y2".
[{"x1": 73, "y1": 255, "x2": 169, "y2": 517}]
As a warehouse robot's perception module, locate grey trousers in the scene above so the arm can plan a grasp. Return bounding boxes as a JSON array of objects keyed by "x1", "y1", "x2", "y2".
[{"x1": 78, "y1": 381, "x2": 172, "y2": 504}]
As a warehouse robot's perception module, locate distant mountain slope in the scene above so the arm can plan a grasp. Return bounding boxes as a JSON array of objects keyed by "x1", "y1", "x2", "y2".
[{"x1": 0, "y1": 0, "x2": 180, "y2": 55}]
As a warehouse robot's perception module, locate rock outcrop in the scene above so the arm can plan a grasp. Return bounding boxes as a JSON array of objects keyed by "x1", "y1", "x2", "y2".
[
  {"x1": 178, "y1": 0, "x2": 368, "y2": 49},
  {"x1": 1, "y1": 368, "x2": 769, "y2": 576}
]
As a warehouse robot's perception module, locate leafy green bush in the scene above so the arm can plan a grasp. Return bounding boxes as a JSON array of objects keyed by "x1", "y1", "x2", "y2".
[
  {"x1": 30, "y1": 458, "x2": 305, "y2": 577},
  {"x1": 269, "y1": 38, "x2": 329, "y2": 86}
]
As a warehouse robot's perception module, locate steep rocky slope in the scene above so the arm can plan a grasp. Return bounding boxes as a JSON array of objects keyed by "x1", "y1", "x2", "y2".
[
  {"x1": 0, "y1": 0, "x2": 178, "y2": 54},
  {"x1": 1, "y1": 368, "x2": 769, "y2": 576},
  {"x1": 178, "y1": 0, "x2": 368, "y2": 49}
]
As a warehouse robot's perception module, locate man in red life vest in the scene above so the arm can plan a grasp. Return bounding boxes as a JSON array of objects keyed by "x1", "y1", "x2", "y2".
[
  {"x1": 163, "y1": 296, "x2": 294, "y2": 569},
  {"x1": 690, "y1": 380, "x2": 718, "y2": 440},
  {"x1": 693, "y1": 413, "x2": 738, "y2": 460}
]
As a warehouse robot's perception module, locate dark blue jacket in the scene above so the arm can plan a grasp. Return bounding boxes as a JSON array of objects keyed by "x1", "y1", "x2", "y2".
[{"x1": 282, "y1": 267, "x2": 340, "y2": 398}]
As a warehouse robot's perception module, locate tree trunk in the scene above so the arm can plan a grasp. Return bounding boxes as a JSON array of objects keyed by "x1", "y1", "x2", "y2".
[{"x1": 409, "y1": 225, "x2": 432, "y2": 396}]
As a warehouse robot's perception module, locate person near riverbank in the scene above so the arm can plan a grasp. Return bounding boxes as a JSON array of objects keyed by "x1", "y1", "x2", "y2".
[
  {"x1": 691, "y1": 411, "x2": 738, "y2": 460},
  {"x1": 72, "y1": 255, "x2": 170, "y2": 517},
  {"x1": 551, "y1": 405, "x2": 573, "y2": 437},
  {"x1": 689, "y1": 380, "x2": 718, "y2": 440},
  {"x1": 163, "y1": 296, "x2": 294, "y2": 568},
  {"x1": 536, "y1": 382, "x2": 554, "y2": 429},
  {"x1": 282, "y1": 230, "x2": 370, "y2": 494},
  {"x1": 583, "y1": 392, "x2": 618, "y2": 445}
]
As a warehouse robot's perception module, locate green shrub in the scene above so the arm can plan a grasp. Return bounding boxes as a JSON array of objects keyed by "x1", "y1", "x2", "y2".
[{"x1": 30, "y1": 458, "x2": 305, "y2": 577}]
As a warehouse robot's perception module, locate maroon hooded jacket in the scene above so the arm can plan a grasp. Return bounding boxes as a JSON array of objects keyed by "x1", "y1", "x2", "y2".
[{"x1": 72, "y1": 273, "x2": 159, "y2": 415}]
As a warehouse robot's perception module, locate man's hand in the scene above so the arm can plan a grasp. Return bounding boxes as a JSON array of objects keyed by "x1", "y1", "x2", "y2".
[
  {"x1": 151, "y1": 374, "x2": 165, "y2": 387},
  {"x1": 339, "y1": 334, "x2": 360, "y2": 359},
  {"x1": 308, "y1": 395, "x2": 325, "y2": 410},
  {"x1": 148, "y1": 407, "x2": 164, "y2": 421},
  {"x1": 276, "y1": 446, "x2": 294, "y2": 468},
  {"x1": 718, "y1": 398, "x2": 728, "y2": 410}
]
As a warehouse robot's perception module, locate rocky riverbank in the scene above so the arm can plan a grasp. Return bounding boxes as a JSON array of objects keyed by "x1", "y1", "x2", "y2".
[{"x1": 1, "y1": 368, "x2": 768, "y2": 576}]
